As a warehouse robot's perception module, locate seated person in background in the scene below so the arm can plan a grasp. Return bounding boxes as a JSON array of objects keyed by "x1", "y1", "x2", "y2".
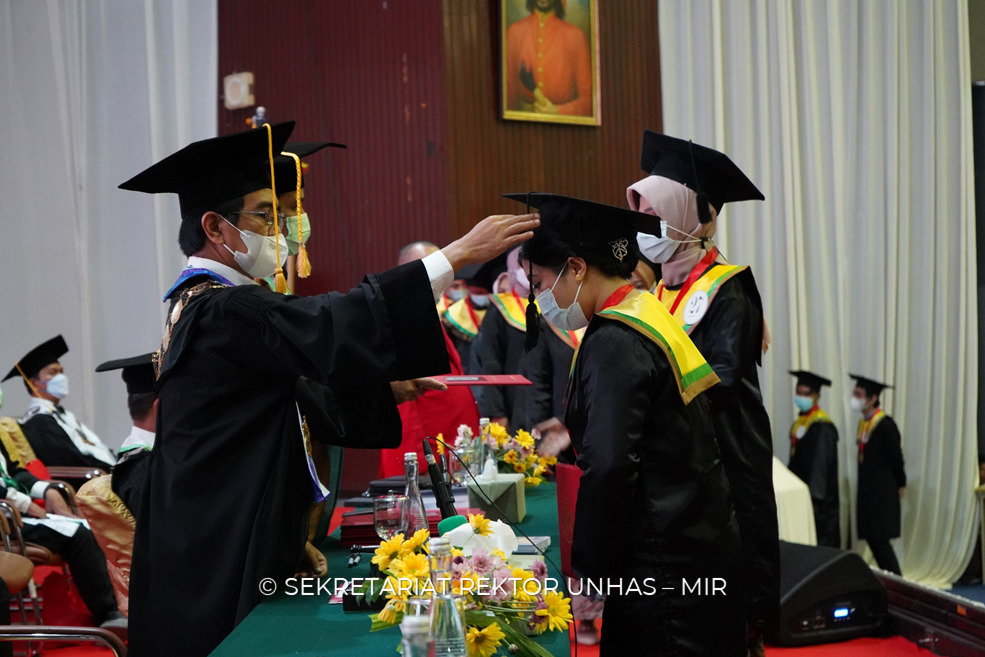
[
  {"x1": 442, "y1": 264, "x2": 492, "y2": 372},
  {"x1": 0, "y1": 383, "x2": 126, "y2": 633},
  {"x1": 380, "y1": 241, "x2": 479, "y2": 478},
  {"x1": 787, "y1": 370, "x2": 840, "y2": 548},
  {"x1": 93, "y1": 354, "x2": 158, "y2": 516},
  {"x1": 4, "y1": 336, "x2": 116, "y2": 471}
]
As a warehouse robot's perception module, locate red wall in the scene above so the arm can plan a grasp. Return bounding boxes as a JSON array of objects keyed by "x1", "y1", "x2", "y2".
[{"x1": 218, "y1": 0, "x2": 451, "y2": 295}]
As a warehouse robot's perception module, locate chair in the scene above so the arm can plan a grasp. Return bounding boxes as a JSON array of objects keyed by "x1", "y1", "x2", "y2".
[
  {"x1": 0, "y1": 418, "x2": 105, "y2": 489},
  {"x1": 74, "y1": 476, "x2": 134, "y2": 616}
]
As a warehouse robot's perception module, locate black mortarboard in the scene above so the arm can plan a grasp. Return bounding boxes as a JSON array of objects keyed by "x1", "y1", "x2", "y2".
[
  {"x1": 639, "y1": 130, "x2": 764, "y2": 216},
  {"x1": 502, "y1": 192, "x2": 662, "y2": 236},
  {"x1": 4, "y1": 335, "x2": 69, "y2": 382},
  {"x1": 790, "y1": 370, "x2": 832, "y2": 393},
  {"x1": 274, "y1": 141, "x2": 347, "y2": 192},
  {"x1": 452, "y1": 264, "x2": 485, "y2": 290},
  {"x1": 95, "y1": 353, "x2": 157, "y2": 395},
  {"x1": 471, "y1": 252, "x2": 510, "y2": 293},
  {"x1": 118, "y1": 122, "x2": 296, "y2": 215},
  {"x1": 849, "y1": 374, "x2": 893, "y2": 397}
]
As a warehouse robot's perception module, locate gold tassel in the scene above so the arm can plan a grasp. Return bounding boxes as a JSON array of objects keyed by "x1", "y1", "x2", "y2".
[
  {"x1": 274, "y1": 268, "x2": 288, "y2": 294},
  {"x1": 297, "y1": 243, "x2": 312, "y2": 278}
]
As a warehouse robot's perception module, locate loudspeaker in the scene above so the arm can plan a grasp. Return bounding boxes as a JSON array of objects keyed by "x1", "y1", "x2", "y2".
[{"x1": 770, "y1": 541, "x2": 887, "y2": 646}]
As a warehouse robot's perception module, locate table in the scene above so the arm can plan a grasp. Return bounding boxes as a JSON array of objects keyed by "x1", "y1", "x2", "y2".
[
  {"x1": 773, "y1": 457, "x2": 818, "y2": 546},
  {"x1": 210, "y1": 483, "x2": 570, "y2": 656}
]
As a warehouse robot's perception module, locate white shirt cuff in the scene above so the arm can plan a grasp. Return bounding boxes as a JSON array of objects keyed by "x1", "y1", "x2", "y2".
[
  {"x1": 422, "y1": 251, "x2": 454, "y2": 303},
  {"x1": 6, "y1": 489, "x2": 32, "y2": 513},
  {"x1": 30, "y1": 481, "x2": 50, "y2": 500}
]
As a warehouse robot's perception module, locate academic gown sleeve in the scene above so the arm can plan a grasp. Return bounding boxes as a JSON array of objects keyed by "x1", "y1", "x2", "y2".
[
  {"x1": 111, "y1": 451, "x2": 149, "y2": 515},
  {"x1": 293, "y1": 377, "x2": 401, "y2": 450},
  {"x1": 20, "y1": 415, "x2": 112, "y2": 471}
]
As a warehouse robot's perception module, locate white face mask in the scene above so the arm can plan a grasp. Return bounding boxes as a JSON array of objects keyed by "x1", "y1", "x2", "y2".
[
  {"x1": 636, "y1": 221, "x2": 702, "y2": 264},
  {"x1": 536, "y1": 262, "x2": 589, "y2": 332},
  {"x1": 285, "y1": 213, "x2": 311, "y2": 256},
  {"x1": 44, "y1": 373, "x2": 69, "y2": 400},
  {"x1": 222, "y1": 217, "x2": 288, "y2": 278},
  {"x1": 849, "y1": 396, "x2": 865, "y2": 412}
]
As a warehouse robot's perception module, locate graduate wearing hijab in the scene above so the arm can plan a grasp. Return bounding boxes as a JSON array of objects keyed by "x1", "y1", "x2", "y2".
[
  {"x1": 514, "y1": 192, "x2": 745, "y2": 657},
  {"x1": 627, "y1": 131, "x2": 778, "y2": 651}
]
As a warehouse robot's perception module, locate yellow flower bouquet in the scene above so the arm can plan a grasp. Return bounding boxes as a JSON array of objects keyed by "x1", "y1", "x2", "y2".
[
  {"x1": 484, "y1": 422, "x2": 557, "y2": 487},
  {"x1": 356, "y1": 513, "x2": 572, "y2": 657}
]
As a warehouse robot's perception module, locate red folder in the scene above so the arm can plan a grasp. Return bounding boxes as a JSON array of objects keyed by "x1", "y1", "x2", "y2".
[
  {"x1": 432, "y1": 374, "x2": 532, "y2": 386},
  {"x1": 555, "y1": 462, "x2": 583, "y2": 579}
]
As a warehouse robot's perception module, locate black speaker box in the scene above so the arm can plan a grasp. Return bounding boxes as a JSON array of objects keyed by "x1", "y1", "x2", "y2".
[{"x1": 771, "y1": 541, "x2": 888, "y2": 646}]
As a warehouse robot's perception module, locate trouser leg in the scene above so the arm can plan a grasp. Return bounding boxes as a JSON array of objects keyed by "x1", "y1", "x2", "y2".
[
  {"x1": 21, "y1": 524, "x2": 118, "y2": 623},
  {"x1": 867, "y1": 539, "x2": 901, "y2": 575}
]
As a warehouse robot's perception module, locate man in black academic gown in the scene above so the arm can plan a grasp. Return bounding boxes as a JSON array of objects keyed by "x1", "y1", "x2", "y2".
[
  {"x1": 117, "y1": 121, "x2": 538, "y2": 657},
  {"x1": 850, "y1": 374, "x2": 906, "y2": 575},
  {"x1": 4, "y1": 336, "x2": 117, "y2": 472},
  {"x1": 787, "y1": 370, "x2": 840, "y2": 548},
  {"x1": 93, "y1": 354, "x2": 158, "y2": 516}
]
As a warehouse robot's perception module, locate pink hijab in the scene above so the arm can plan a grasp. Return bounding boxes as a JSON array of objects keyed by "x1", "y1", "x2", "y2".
[{"x1": 626, "y1": 176, "x2": 718, "y2": 286}]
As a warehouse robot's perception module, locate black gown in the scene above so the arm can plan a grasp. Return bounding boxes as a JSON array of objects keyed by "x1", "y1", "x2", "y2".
[
  {"x1": 566, "y1": 318, "x2": 746, "y2": 657},
  {"x1": 788, "y1": 419, "x2": 840, "y2": 547},
  {"x1": 679, "y1": 267, "x2": 780, "y2": 632},
  {"x1": 526, "y1": 323, "x2": 576, "y2": 426},
  {"x1": 857, "y1": 414, "x2": 906, "y2": 541},
  {"x1": 20, "y1": 413, "x2": 114, "y2": 471},
  {"x1": 128, "y1": 261, "x2": 448, "y2": 657},
  {"x1": 469, "y1": 303, "x2": 531, "y2": 429}
]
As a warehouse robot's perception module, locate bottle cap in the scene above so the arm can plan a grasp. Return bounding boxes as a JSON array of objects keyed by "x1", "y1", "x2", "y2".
[
  {"x1": 404, "y1": 452, "x2": 418, "y2": 463},
  {"x1": 429, "y1": 536, "x2": 451, "y2": 554},
  {"x1": 400, "y1": 613, "x2": 431, "y2": 635}
]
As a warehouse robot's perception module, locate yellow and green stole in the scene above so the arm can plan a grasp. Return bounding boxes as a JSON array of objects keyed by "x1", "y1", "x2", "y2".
[
  {"x1": 856, "y1": 409, "x2": 886, "y2": 463},
  {"x1": 589, "y1": 285, "x2": 719, "y2": 405},
  {"x1": 443, "y1": 298, "x2": 486, "y2": 341},
  {"x1": 655, "y1": 248, "x2": 748, "y2": 334},
  {"x1": 790, "y1": 406, "x2": 832, "y2": 456},
  {"x1": 490, "y1": 290, "x2": 583, "y2": 349}
]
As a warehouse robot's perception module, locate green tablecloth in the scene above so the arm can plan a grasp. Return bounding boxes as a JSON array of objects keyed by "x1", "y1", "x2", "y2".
[{"x1": 210, "y1": 482, "x2": 569, "y2": 656}]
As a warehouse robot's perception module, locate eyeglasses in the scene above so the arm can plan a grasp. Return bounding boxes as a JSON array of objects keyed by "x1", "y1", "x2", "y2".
[{"x1": 231, "y1": 210, "x2": 287, "y2": 230}]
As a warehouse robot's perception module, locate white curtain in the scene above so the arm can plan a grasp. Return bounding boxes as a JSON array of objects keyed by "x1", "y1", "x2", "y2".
[
  {"x1": 0, "y1": 0, "x2": 216, "y2": 447},
  {"x1": 658, "y1": 0, "x2": 977, "y2": 587}
]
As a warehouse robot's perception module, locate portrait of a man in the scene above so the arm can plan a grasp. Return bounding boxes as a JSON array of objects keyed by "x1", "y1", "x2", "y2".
[{"x1": 502, "y1": 0, "x2": 599, "y2": 125}]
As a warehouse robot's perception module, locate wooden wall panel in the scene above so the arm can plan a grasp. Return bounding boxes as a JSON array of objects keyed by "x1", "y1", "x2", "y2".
[
  {"x1": 218, "y1": 0, "x2": 449, "y2": 295},
  {"x1": 441, "y1": 0, "x2": 663, "y2": 234}
]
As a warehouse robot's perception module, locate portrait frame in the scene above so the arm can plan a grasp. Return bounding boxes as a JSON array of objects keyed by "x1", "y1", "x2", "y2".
[{"x1": 501, "y1": 0, "x2": 600, "y2": 126}]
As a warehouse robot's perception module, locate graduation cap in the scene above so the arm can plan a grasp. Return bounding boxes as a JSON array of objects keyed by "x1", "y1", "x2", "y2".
[
  {"x1": 639, "y1": 130, "x2": 764, "y2": 222},
  {"x1": 789, "y1": 370, "x2": 832, "y2": 393},
  {"x1": 470, "y1": 252, "x2": 510, "y2": 293},
  {"x1": 95, "y1": 353, "x2": 157, "y2": 395},
  {"x1": 502, "y1": 192, "x2": 662, "y2": 236},
  {"x1": 3, "y1": 335, "x2": 69, "y2": 382},
  {"x1": 274, "y1": 141, "x2": 347, "y2": 193},
  {"x1": 118, "y1": 121, "x2": 296, "y2": 216},
  {"x1": 849, "y1": 374, "x2": 893, "y2": 397}
]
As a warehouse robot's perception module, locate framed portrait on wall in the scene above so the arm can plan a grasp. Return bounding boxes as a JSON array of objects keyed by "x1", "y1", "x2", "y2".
[{"x1": 501, "y1": 0, "x2": 600, "y2": 126}]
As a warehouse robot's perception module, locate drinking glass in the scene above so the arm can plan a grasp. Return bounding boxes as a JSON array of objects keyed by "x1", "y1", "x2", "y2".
[{"x1": 374, "y1": 493, "x2": 410, "y2": 540}]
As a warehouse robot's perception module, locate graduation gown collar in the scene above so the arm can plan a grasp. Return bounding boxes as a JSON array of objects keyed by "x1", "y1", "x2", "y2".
[
  {"x1": 164, "y1": 256, "x2": 255, "y2": 300},
  {"x1": 594, "y1": 285, "x2": 720, "y2": 404}
]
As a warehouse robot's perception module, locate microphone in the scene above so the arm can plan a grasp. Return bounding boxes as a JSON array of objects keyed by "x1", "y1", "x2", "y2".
[{"x1": 423, "y1": 438, "x2": 458, "y2": 519}]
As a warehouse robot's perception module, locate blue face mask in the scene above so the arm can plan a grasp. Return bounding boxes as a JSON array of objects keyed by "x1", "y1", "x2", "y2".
[{"x1": 793, "y1": 395, "x2": 814, "y2": 413}]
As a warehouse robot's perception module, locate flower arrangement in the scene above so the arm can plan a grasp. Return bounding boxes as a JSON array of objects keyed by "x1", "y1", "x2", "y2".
[
  {"x1": 358, "y1": 513, "x2": 572, "y2": 657},
  {"x1": 484, "y1": 422, "x2": 557, "y2": 486}
]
